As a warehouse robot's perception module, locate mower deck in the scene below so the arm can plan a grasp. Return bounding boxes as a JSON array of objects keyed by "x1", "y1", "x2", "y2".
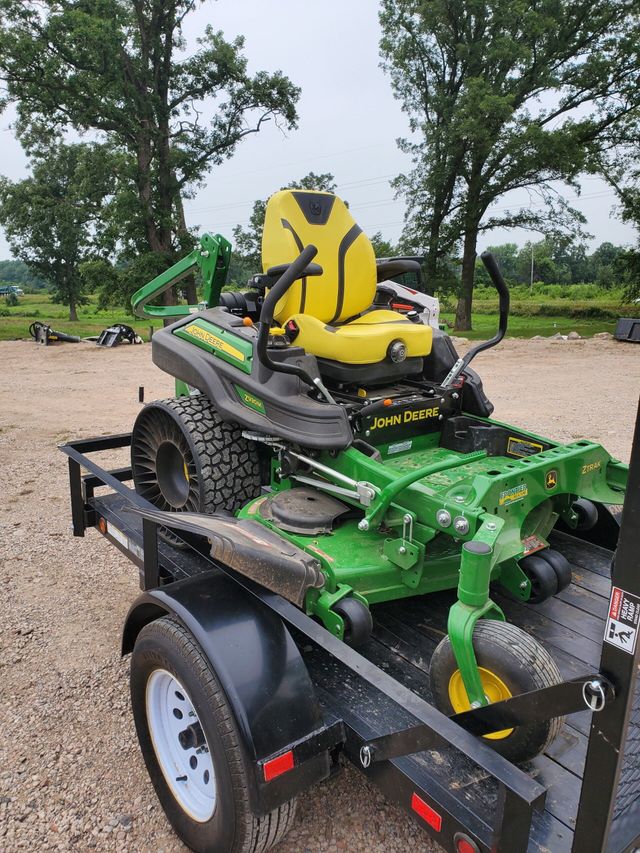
[{"x1": 81, "y1": 482, "x2": 638, "y2": 852}]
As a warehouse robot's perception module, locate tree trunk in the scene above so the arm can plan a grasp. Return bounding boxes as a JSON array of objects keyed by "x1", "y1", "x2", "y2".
[
  {"x1": 68, "y1": 297, "x2": 78, "y2": 322},
  {"x1": 454, "y1": 225, "x2": 479, "y2": 331}
]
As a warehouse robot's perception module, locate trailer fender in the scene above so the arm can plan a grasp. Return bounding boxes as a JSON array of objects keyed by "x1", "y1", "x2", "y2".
[{"x1": 122, "y1": 571, "x2": 336, "y2": 812}]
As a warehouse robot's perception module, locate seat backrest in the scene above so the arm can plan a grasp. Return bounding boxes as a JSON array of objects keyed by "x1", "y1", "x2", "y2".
[{"x1": 261, "y1": 189, "x2": 377, "y2": 324}]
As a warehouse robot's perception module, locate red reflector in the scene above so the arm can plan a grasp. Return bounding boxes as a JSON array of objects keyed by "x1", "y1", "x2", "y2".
[
  {"x1": 263, "y1": 750, "x2": 294, "y2": 782},
  {"x1": 411, "y1": 792, "x2": 442, "y2": 831},
  {"x1": 391, "y1": 302, "x2": 415, "y2": 311},
  {"x1": 454, "y1": 833, "x2": 480, "y2": 853}
]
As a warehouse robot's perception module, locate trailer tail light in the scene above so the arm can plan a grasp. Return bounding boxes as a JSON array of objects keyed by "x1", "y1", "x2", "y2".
[
  {"x1": 263, "y1": 750, "x2": 294, "y2": 782},
  {"x1": 97, "y1": 516, "x2": 107, "y2": 535},
  {"x1": 454, "y1": 832, "x2": 480, "y2": 853},
  {"x1": 411, "y1": 792, "x2": 442, "y2": 831}
]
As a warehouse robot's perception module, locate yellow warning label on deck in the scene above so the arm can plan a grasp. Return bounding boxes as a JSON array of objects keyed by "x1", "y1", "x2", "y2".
[{"x1": 507, "y1": 436, "x2": 543, "y2": 458}]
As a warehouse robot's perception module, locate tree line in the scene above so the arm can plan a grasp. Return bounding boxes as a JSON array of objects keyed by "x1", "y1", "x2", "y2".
[{"x1": 0, "y1": 1, "x2": 639, "y2": 326}]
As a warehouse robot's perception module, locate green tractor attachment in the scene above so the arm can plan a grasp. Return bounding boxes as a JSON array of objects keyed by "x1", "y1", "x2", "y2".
[{"x1": 129, "y1": 189, "x2": 627, "y2": 763}]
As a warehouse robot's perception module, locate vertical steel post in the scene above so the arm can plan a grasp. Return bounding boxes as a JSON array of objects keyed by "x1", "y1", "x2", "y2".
[
  {"x1": 68, "y1": 456, "x2": 85, "y2": 537},
  {"x1": 572, "y1": 396, "x2": 640, "y2": 851},
  {"x1": 142, "y1": 518, "x2": 160, "y2": 590}
]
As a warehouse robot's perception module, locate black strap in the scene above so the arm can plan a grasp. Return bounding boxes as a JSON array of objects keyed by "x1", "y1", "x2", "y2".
[
  {"x1": 331, "y1": 224, "x2": 363, "y2": 323},
  {"x1": 280, "y1": 218, "x2": 307, "y2": 313}
]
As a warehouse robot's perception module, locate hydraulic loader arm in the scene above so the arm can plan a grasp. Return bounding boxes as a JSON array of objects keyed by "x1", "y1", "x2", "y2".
[{"x1": 131, "y1": 232, "x2": 231, "y2": 319}]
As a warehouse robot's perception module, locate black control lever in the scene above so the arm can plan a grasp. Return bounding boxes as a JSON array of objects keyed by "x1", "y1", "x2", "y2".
[
  {"x1": 441, "y1": 251, "x2": 510, "y2": 387},
  {"x1": 255, "y1": 246, "x2": 335, "y2": 404}
]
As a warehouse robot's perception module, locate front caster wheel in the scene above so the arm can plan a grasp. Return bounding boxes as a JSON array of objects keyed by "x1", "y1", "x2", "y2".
[
  {"x1": 520, "y1": 553, "x2": 558, "y2": 603},
  {"x1": 333, "y1": 597, "x2": 373, "y2": 647},
  {"x1": 430, "y1": 620, "x2": 564, "y2": 763},
  {"x1": 130, "y1": 617, "x2": 296, "y2": 853}
]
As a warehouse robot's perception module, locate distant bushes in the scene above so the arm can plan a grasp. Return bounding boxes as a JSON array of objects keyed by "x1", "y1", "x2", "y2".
[
  {"x1": 475, "y1": 282, "x2": 625, "y2": 301},
  {"x1": 470, "y1": 281, "x2": 630, "y2": 320},
  {"x1": 472, "y1": 302, "x2": 622, "y2": 319}
]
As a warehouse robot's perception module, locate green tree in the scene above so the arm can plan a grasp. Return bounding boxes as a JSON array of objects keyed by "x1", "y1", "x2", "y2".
[
  {"x1": 231, "y1": 172, "x2": 337, "y2": 278},
  {"x1": 379, "y1": 0, "x2": 640, "y2": 329},
  {"x1": 0, "y1": 259, "x2": 47, "y2": 290},
  {"x1": 474, "y1": 243, "x2": 519, "y2": 285},
  {"x1": 369, "y1": 232, "x2": 398, "y2": 258},
  {"x1": 523, "y1": 237, "x2": 597, "y2": 284},
  {"x1": 597, "y1": 128, "x2": 640, "y2": 299},
  {"x1": 0, "y1": 144, "x2": 114, "y2": 319},
  {"x1": 590, "y1": 242, "x2": 626, "y2": 288},
  {"x1": 0, "y1": 0, "x2": 300, "y2": 305}
]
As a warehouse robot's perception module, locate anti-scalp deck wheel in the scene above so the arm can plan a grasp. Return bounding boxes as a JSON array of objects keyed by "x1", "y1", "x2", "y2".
[
  {"x1": 538, "y1": 549, "x2": 572, "y2": 592},
  {"x1": 131, "y1": 396, "x2": 261, "y2": 515},
  {"x1": 572, "y1": 498, "x2": 599, "y2": 531},
  {"x1": 333, "y1": 597, "x2": 373, "y2": 647},
  {"x1": 131, "y1": 617, "x2": 296, "y2": 853},
  {"x1": 430, "y1": 620, "x2": 564, "y2": 763},
  {"x1": 519, "y1": 553, "x2": 558, "y2": 604}
]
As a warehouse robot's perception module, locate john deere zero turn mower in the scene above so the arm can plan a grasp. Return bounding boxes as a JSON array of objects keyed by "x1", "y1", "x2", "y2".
[{"x1": 129, "y1": 189, "x2": 627, "y2": 763}]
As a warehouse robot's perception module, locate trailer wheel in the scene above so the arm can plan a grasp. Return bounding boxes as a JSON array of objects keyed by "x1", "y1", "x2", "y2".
[
  {"x1": 131, "y1": 396, "x2": 261, "y2": 515},
  {"x1": 130, "y1": 616, "x2": 296, "y2": 853},
  {"x1": 430, "y1": 620, "x2": 564, "y2": 763},
  {"x1": 519, "y1": 553, "x2": 558, "y2": 603}
]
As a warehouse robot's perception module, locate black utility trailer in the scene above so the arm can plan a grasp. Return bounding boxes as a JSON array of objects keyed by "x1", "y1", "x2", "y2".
[{"x1": 61, "y1": 405, "x2": 640, "y2": 853}]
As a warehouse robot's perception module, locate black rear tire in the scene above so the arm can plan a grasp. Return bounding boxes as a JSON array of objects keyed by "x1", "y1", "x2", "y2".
[
  {"x1": 130, "y1": 616, "x2": 296, "y2": 853},
  {"x1": 131, "y1": 395, "x2": 262, "y2": 515},
  {"x1": 430, "y1": 620, "x2": 564, "y2": 763}
]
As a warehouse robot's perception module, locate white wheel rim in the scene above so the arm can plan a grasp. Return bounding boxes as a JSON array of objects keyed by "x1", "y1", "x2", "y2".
[{"x1": 146, "y1": 669, "x2": 216, "y2": 822}]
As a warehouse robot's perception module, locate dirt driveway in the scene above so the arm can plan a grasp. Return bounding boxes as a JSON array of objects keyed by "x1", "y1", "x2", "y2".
[{"x1": 1, "y1": 337, "x2": 638, "y2": 853}]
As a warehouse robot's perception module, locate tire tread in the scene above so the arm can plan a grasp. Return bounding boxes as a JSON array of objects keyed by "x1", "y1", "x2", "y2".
[{"x1": 147, "y1": 395, "x2": 261, "y2": 515}]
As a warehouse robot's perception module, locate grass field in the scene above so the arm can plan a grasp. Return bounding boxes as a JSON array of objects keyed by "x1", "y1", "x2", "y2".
[
  {"x1": 440, "y1": 314, "x2": 618, "y2": 340},
  {"x1": 0, "y1": 290, "x2": 629, "y2": 342}
]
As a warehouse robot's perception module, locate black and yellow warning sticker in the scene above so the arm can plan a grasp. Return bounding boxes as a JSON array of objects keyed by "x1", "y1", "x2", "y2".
[{"x1": 507, "y1": 436, "x2": 544, "y2": 458}]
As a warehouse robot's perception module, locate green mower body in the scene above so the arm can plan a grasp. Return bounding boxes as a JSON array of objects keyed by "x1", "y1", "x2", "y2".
[{"x1": 129, "y1": 193, "x2": 628, "y2": 759}]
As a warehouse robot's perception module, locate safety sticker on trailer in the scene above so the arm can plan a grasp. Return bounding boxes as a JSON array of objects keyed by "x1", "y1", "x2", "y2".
[
  {"x1": 106, "y1": 520, "x2": 128, "y2": 549},
  {"x1": 604, "y1": 586, "x2": 640, "y2": 655}
]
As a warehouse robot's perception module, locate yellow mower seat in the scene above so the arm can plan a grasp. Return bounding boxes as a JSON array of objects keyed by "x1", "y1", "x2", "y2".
[
  {"x1": 286, "y1": 310, "x2": 432, "y2": 365},
  {"x1": 262, "y1": 189, "x2": 432, "y2": 369}
]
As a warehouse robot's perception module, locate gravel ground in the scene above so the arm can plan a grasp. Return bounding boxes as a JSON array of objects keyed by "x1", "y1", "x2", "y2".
[{"x1": 1, "y1": 336, "x2": 638, "y2": 853}]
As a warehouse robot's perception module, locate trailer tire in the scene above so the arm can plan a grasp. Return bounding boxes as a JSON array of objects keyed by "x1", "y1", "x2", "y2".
[
  {"x1": 131, "y1": 395, "x2": 262, "y2": 515},
  {"x1": 130, "y1": 616, "x2": 296, "y2": 853},
  {"x1": 430, "y1": 620, "x2": 564, "y2": 763}
]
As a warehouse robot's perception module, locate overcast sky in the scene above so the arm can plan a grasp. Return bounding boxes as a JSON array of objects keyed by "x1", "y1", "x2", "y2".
[{"x1": 0, "y1": 0, "x2": 636, "y2": 259}]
